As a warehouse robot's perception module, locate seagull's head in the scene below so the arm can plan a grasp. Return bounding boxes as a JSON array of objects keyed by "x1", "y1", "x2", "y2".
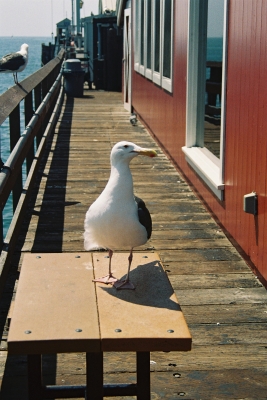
[
  {"x1": 110, "y1": 141, "x2": 157, "y2": 166},
  {"x1": 20, "y1": 44, "x2": 29, "y2": 55}
]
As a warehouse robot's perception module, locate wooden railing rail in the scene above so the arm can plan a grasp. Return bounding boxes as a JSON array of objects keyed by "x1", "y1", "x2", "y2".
[
  {"x1": 0, "y1": 49, "x2": 65, "y2": 126},
  {"x1": 0, "y1": 49, "x2": 65, "y2": 297}
]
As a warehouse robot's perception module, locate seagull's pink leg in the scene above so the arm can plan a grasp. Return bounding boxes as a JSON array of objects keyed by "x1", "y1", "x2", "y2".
[
  {"x1": 92, "y1": 249, "x2": 118, "y2": 284},
  {"x1": 113, "y1": 248, "x2": 135, "y2": 290}
]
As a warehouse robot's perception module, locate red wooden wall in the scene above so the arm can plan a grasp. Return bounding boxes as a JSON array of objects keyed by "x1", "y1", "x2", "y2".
[{"x1": 131, "y1": 0, "x2": 267, "y2": 283}]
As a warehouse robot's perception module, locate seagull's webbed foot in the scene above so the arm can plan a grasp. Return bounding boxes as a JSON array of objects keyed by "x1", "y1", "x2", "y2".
[
  {"x1": 92, "y1": 274, "x2": 118, "y2": 284},
  {"x1": 113, "y1": 280, "x2": 135, "y2": 290},
  {"x1": 92, "y1": 249, "x2": 118, "y2": 284}
]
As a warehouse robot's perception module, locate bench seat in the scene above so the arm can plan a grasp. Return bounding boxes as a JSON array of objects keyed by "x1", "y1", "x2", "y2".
[{"x1": 8, "y1": 252, "x2": 192, "y2": 399}]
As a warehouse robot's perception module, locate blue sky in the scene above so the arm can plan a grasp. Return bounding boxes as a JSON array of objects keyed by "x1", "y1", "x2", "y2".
[
  {"x1": 0, "y1": 0, "x2": 99, "y2": 37},
  {"x1": 208, "y1": 0, "x2": 225, "y2": 37}
]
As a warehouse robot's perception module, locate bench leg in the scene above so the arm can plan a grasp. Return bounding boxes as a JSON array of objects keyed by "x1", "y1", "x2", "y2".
[
  {"x1": 136, "y1": 352, "x2": 151, "y2": 400},
  {"x1": 86, "y1": 352, "x2": 103, "y2": 400},
  {"x1": 28, "y1": 354, "x2": 43, "y2": 400}
]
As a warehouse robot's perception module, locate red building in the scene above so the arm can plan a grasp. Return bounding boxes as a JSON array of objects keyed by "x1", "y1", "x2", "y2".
[{"x1": 117, "y1": 0, "x2": 267, "y2": 285}]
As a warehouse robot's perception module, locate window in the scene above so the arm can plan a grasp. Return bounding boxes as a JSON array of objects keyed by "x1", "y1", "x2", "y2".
[
  {"x1": 146, "y1": 0, "x2": 152, "y2": 78},
  {"x1": 162, "y1": 0, "x2": 172, "y2": 82},
  {"x1": 152, "y1": 0, "x2": 161, "y2": 83},
  {"x1": 182, "y1": 0, "x2": 228, "y2": 200},
  {"x1": 135, "y1": 0, "x2": 173, "y2": 92}
]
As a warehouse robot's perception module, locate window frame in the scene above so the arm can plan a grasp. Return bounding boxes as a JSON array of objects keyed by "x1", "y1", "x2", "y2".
[
  {"x1": 134, "y1": 0, "x2": 174, "y2": 93},
  {"x1": 182, "y1": 0, "x2": 228, "y2": 200}
]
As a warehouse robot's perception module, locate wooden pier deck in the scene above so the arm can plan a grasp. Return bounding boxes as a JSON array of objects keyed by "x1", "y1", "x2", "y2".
[{"x1": 1, "y1": 91, "x2": 267, "y2": 399}]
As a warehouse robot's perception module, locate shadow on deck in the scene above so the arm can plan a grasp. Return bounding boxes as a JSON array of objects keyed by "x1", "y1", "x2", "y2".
[{"x1": 0, "y1": 90, "x2": 266, "y2": 399}]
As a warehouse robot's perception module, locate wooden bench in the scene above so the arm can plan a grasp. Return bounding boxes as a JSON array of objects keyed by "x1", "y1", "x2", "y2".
[{"x1": 8, "y1": 252, "x2": 192, "y2": 399}]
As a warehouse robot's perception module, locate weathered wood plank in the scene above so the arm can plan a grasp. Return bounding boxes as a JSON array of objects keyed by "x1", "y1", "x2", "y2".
[
  {"x1": 169, "y1": 273, "x2": 262, "y2": 289},
  {"x1": 182, "y1": 303, "x2": 267, "y2": 324},
  {"x1": 189, "y1": 323, "x2": 267, "y2": 345},
  {"x1": 163, "y1": 260, "x2": 252, "y2": 274},
  {"x1": 160, "y1": 248, "x2": 243, "y2": 262},
  {"x1": 175, "y1": 287, "x2": 267, "y2": 305}
]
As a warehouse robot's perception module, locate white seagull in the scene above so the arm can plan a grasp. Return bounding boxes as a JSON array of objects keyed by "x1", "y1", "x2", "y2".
[
  {"x1": 0, "y1": 44, "x2": 29, "y2": 84},
  {"x1": 84, "y1": 141, "x2": 157, "y2": 290}
]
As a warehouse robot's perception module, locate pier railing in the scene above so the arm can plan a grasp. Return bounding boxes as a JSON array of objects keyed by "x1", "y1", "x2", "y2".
[{"x1": 0, "y1": 49, "x2": 65, "y2": 296}]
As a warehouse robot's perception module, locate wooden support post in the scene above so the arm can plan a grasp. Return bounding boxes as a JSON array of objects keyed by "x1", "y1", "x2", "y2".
[
  {"x1": 86, "y1": 352, "x2": 104, "y2": 400},
  {"x1": 137, "y1": 352, "x2": 151, "y2": 400},
  {"x1": 42, "y1": 76, "x2": 49, "y2": 99},
  {"x1": 28, "y1": 354, "x2": 43, "y2": 400}
]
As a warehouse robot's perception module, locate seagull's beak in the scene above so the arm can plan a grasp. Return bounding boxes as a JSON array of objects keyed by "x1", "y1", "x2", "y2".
[{"x1": 134, "y1": 147, "x2": 157, "y2": 158}]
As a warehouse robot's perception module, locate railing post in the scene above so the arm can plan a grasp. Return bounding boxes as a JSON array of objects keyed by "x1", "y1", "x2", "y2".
[
  {"x1": 34, "y1": 83, "x2": 43, "y2": 148},
  {"x1": 9, "y1": 105, "x2": 23, "y2": 212},
  {"x1": 24, "y1": 92, "x2": 34, "y2": 175},
  {"x1": 42, "y1": 76, "x2": 49, "y2": 99}
]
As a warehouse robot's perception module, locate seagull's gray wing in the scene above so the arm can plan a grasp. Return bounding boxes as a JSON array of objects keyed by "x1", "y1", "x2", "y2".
[
  {"x1": 0, "y1": 53, "x2": 25, "y2": 72},
  {"x1": 134, "y1": 195, "x2": 152, "y2": 239}
]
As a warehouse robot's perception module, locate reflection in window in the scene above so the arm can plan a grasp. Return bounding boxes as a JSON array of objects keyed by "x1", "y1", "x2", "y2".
[
  {"x1": 140, "y1": 0, "x2": 145, "y2": 66},
  {"x1": 146, "y1": 0, "x2": 152, "y2": 70},
  {"x1": 135, "y1": 1, "x2": 140, "y2": 65},
  {"x1": 163, "y1": 0, "x2": 172, "y2": 78},
  {"x1": 204, "y1": 0, "x2": 224, "y2": 158},
  {"x1": 154, "y1": 0, "x2": 161, "y2": 73}
]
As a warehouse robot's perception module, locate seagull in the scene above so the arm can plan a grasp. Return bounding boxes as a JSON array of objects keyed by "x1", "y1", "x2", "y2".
[
  {"x1": 0, "y1": 43, "x2": 29, "y2": 84},
  {"x1": 84, "y1": 141, "x2": 157, "y2": 290}
]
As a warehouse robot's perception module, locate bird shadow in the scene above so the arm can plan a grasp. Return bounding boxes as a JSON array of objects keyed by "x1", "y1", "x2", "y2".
[{"x1": 98, "y1": 261, "x2": 180, "y2": 311}]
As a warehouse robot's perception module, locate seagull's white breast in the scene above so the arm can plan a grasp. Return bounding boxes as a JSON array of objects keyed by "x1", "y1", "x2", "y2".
[{"x1": 84, "y1": 162, "x2": 148, "y2": 251}]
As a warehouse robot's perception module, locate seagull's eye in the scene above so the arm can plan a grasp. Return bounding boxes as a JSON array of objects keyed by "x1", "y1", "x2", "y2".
[{"x1": 123, "y1": 145, "x2": 129, "y2": 148}]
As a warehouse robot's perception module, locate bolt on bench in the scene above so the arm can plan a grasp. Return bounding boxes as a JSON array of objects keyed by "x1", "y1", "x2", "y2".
[{"x1": 8, "y1": 252, "x2": 192, "y2": 399}]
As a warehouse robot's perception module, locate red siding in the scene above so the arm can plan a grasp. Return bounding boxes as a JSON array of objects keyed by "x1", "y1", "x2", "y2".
[
  {"x1": 225, "y1": 0, "x2": 267, "y2": 279},
  {"x1": 131, "y1": 0, "x2": 267, "y2": 283}
]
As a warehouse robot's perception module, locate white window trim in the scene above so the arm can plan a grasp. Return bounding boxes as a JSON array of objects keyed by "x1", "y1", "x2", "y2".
[
  {"x1": 162, "y1": 76, "x2": 172, "y2": 93},
  {"x1": 183, "y1": 0, "x2": 228, "y2": 201},
  {"x1": 134, "y1": 0, "x2": 173, "y2": 93}
]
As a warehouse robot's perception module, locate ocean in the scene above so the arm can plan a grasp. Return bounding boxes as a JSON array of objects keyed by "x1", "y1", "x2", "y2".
[
  {"x1": 206, "y1": 37, "x2": 223, "y2": 108},
  {"x1": 207, "y1": 37, "x2": 223, "y2": 62},
  {"x1": 0, "y1": 36, "x2": 51, "y2": 236}
]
